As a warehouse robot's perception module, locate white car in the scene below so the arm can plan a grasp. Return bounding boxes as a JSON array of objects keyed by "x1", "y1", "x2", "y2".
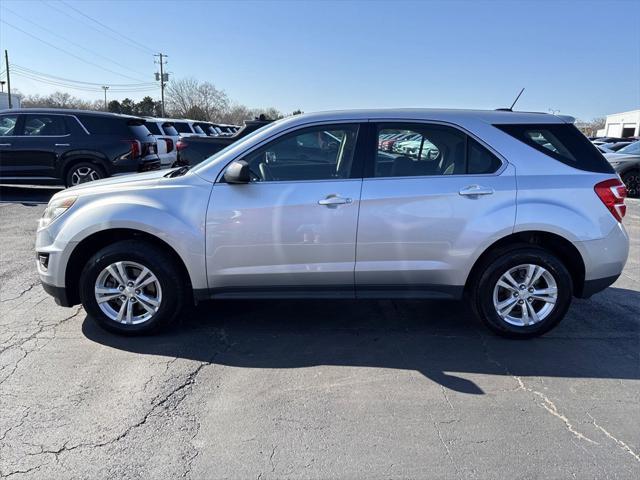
[{"x1": 143, "y1": 118, "x2": 180, "y2": 167}]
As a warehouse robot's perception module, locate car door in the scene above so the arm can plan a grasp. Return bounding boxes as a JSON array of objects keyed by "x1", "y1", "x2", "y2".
[
  {"x1": 355, "y1": 121, "x2": 517, "y2": 298},
  {"x1": 10, "y1": 114, "x2": 70, "y2": 179},
  {"x1": 205, "y1": 123, "x2": 364, "y2": 297},
  {"x1": 0, "y1": 113, "x2": 21, "y2": 179}
]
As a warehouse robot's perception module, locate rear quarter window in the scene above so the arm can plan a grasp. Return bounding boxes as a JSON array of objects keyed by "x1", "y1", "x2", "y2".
[
  {"x1": 145, "y1": 122, "x2": 162, "y2": 135},
  {"x1": 78, "y1": 115, "x2": 130, "y2": 135},
  {"x1": 162, "y1": 123, "x2": 179, "y2": 136},
  {"x1": 495, "y1": 123, "x2": 614, "y2": 173}
]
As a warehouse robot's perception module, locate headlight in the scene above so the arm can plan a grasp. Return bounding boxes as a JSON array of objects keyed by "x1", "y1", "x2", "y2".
[{"x1": 39, "y1": 196, "x2": 77, "y2": 229}]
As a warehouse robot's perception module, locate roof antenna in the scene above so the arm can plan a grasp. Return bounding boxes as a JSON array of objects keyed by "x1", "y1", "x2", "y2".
[{"x1": 509, "y1": 88, "x2": 525, "y2": 111}]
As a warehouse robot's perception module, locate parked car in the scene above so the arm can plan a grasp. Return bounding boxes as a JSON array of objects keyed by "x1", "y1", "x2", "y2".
[
  {"x1": 36, "y1": 109, "x2": 628, "y2": 339},
  {"x1": 599, "y1": 141, "x2": 634, "y2": 153},
  {"x1": 173, "y1": 117, "x2": 273, "y2": 167},
  {"x1": 143, "y1": 118, "x2": 180, "y2": 167},
  {"x1": 0, "y1": 109, "x2": 160, "y2": 187},
  {"x1": 604, "y1": 141, "x2": 640, "y2": 197}
]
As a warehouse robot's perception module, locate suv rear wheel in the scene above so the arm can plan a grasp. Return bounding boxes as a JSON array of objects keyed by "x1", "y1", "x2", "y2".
[
  {"x1": 470, "y1": 246, "x2": 573, "y2": 338},
  {"x1": 79, "y1": 240, "x2": 186, "y2": 334},
  {"x1": 66, "y1": 162, "x2": 105, "y2": 187}
]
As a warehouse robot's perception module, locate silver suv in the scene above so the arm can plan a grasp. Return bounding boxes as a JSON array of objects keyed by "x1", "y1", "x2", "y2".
[{"x1": 35, "y1": 109, "x2": 629, "y2": 338}]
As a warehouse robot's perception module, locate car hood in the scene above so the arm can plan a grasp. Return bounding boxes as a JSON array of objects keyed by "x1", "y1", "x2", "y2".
[{"x1": 54, "y1": 169, "x2": 172, "y2": 198}]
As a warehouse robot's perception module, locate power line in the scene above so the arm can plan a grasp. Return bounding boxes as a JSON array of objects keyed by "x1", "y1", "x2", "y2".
[
  {"x1": 2, "y1": 5, "x2": 150, "y2": 81},
  {"x1": 12, "y1": 64, "x2": 156, "y2": 87},
  {"x1": 56, "y1": 0, "x2": 156, "y2": 55},
  {"x1": 1, "y1": 19, "x2": 151, "y2": 83},
  {"x1": 12, "y1": 70, "x2": 160, "y2": 93}
]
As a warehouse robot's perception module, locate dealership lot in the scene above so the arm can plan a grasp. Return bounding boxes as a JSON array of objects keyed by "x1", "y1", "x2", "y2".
[{"x1": 0, "y1": 190, "x2": 638, "y2": 478}]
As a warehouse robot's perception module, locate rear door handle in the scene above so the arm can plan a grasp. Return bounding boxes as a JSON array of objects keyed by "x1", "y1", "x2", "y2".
[
  {"x1": 54, "y1": 143, "x2": 70, "y2": 147},
  {"x1": 0, "y1": 143, "x2": 11, "y2": 147},
  {"x1": 318, "y1": 195, "x2": 353, "y2": 206},
  {"x1": 459, "y1": 185, "x2": 494, "y2": 196}
]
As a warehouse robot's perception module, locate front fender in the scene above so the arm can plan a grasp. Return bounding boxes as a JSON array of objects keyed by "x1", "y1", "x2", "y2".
[{"x1": 52, "y1": 188, "x2": 209, "y2": 290}]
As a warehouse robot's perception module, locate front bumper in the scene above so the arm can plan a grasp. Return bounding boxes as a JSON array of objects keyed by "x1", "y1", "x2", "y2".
[{"x1": 41, "y1": 281, "x2": 72, "y2": 307}]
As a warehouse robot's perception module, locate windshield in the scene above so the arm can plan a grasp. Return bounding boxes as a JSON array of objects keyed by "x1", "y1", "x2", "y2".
[
  {"x1": 191, "y1": 120, "x2": 281, "y2": 175},
  {"x1": 617, "y1": 141, "x2": 640, "y2": 155}
]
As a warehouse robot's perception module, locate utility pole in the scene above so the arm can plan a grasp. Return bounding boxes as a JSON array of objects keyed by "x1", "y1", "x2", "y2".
[
  {"x1": 154, "y1": 53, "x2": 168, "y2": 117},
  {"x1": 102, "y1": 86, "x2": 109, "y2": 111},
  {"x1": 4, "y1": 50, "x2": 12, "y2": 109}
]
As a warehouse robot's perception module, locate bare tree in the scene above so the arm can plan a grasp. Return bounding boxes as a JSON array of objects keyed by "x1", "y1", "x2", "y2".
[
  {"x1": 576, "y1": 117, "x2": 606, "y2": 137},
  {"x1": 22, "y1": 92, "x2": 101, "y2": 110},
  {"x1": 165, "y1": 77, "x2": 230, "y2": 120}
]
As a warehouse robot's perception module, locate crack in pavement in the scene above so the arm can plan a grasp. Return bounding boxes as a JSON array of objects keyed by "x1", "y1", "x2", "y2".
[
  {"x1": 588, "y1": 413, "x2": 640, "y2": 463},
  {"x1": 480, "y1": 335, "x2": 598, "y2": 445},
  {"x1": 0, "y1": 282, "x2": 38, "y2": 303},
  {"x1": 11, "y1": 328, "x2": 234, "y2": 476}
]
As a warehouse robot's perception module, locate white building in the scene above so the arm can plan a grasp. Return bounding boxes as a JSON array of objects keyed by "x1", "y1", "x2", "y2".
[
  {"x1": 0, "y1": 92, "x2": 22, "y2": 110},
  {"x1": 596, "y1": 109, "x2": 640, "y2": 138}
]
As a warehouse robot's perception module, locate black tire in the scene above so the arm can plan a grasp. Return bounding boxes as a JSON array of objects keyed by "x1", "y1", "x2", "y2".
[
  {"x1": 470, "y1": 246, "x2": 573, "y2": 339},
  {"x1": 79, "y1": 240, "x2": 187, "y2": 335},
  {"x1": 65, "y1": 162, "x2": 106, "y2": 187},
  {"x1": 621, "y1": 170, "x2": 639, "y2": 198}
]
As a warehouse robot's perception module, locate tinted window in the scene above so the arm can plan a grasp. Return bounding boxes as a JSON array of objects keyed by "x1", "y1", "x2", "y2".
[
  {"x1": 243, "y1": 124, "x2": 360, "y2": 182},
  {"x1": 78, "y1": 115, "x2": 128, "y2": 135},
  {"x1": 173, "y1": 122, "x2": 192, "y2": 134},
  {"x1": 192, "y1": 124, "x2": 205, "y2": 135},
  {"x1": 161, "y1": 123, "x2": 179, "y2": 136},
  {"x1": 0, "y1": 115, "x2": 18, "y2": 136},
  {"x1": 128, "y1": 124, "x2": 153, "y2": 140},
  {"x1": 374, "y1": 124, "x2": 499, "y2": 177},
  {"x1": 145, "y1": 122, "x2": 162, "y2": 135},
  {"x1": 23, "y1": 115, "x2": 68, "y2": 136},
  {"x1": 467, "y1": 138, "x2": 502, "y2": 174},
  {"x1": 495, "y1": 123, "x2": 614, "y2": 173}
]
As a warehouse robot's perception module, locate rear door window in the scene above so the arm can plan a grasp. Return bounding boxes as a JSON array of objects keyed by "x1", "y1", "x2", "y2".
[
  {"x1": 495, "y1": 123, "x2": 614, "y2": 173},
  {"x1": 23, "y1": 114, "x2": 68, "y2": 136}
]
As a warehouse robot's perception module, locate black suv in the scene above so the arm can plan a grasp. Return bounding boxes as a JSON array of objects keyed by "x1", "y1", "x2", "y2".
[{"x1": 0, "y1": 109, "x2": 160, "y2": 187}]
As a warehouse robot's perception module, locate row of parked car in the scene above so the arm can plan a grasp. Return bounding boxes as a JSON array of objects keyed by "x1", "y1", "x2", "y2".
[{"x1": 0, "y1": 108, "x2": 248, "y2": 187}]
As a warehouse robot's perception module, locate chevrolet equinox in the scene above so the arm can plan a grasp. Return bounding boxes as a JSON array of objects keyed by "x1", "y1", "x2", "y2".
[{"x1": 35, "y1": 109, "x2": 629, "y2": 338}]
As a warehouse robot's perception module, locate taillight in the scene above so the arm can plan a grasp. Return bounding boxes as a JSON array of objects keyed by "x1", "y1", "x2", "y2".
[
  {"x1": 122, "y1": 139, "x2": 141, "y2": 158},
  {"x1": 595, "y1": 178, "x2": 627, "y2": 222},
  {"x1": 164, "y1": 138, "x2": 174, "y2": 153},
  {"x1": 176, "y1": 140, "x2": 188, "y2": 151}
]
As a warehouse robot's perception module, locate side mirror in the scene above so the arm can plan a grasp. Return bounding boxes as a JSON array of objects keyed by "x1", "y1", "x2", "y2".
[{"x1": 223, "y1": 160, "x2": 252, "y2": 184}]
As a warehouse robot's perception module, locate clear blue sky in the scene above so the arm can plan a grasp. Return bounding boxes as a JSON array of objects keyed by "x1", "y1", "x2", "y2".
[{"x1": 1, "y1": 0, "x2": 639, "y2": 119}]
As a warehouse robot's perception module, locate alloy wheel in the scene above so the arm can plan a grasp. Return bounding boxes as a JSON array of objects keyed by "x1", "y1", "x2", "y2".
[
  {"x1": 71, "y1": 166, "x2": 101, "y2": 185},
  {"x1": 94, "y1": 261, "x2": 162, "y2": 325},
  {"x1": 492, "y1": 264, "x2": 558, "y2": 327}
]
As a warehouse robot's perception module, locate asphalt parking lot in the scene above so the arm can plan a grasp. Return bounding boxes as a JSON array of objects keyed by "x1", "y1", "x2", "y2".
[{"x1": 1, "y1": 187, "x2": 638, "y2": 479}]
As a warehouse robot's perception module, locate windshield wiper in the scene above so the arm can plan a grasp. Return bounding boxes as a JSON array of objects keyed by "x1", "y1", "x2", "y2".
[{"x1": 165, "y1": 165, "x2": 191, "y2": 178}]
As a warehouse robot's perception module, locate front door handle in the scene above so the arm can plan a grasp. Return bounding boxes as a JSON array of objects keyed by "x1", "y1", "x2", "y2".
[
  {"x1": 318, "y1": 195, "x2": 353, "y2": 206},
  {"x1": 459, "y1": 185, "x2": 494, "y2": 196},
  {"x1": 0, "y1": 143, "x2": 11, "y2": 147},
  {"x1": 54, "y1": 143, "x2": 70, "y2": 147}
]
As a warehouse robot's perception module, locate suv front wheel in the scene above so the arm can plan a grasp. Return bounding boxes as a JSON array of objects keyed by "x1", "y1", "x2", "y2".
[
  {"x1": 471, "y1": 247, "x2": 573, "y2": 338},
  {"x1": 79, "y1": 240, "x2": 186, "y2": 334}
]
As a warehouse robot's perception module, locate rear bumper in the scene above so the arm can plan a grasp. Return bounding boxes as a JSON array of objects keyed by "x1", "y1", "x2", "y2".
[
  {"x1": 577, "y1": 274, "x2": 620, "y2": 299},
  {"x1": 41, "y1": 281, "x2": 73, "y2": 307}
]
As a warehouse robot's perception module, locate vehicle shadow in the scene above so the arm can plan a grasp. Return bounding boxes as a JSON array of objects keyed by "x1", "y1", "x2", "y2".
[
  {"x1": 82, "y1": 287, "x2": 640, "y2": 394},
  {"x1": 0, "y1": 185, "x2": 63, "y2": 205}
]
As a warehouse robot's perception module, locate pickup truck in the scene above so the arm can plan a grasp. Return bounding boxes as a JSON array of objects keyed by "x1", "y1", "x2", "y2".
[{"x1": 173, "y1": 118, "x2": 272, "y2": 167}]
